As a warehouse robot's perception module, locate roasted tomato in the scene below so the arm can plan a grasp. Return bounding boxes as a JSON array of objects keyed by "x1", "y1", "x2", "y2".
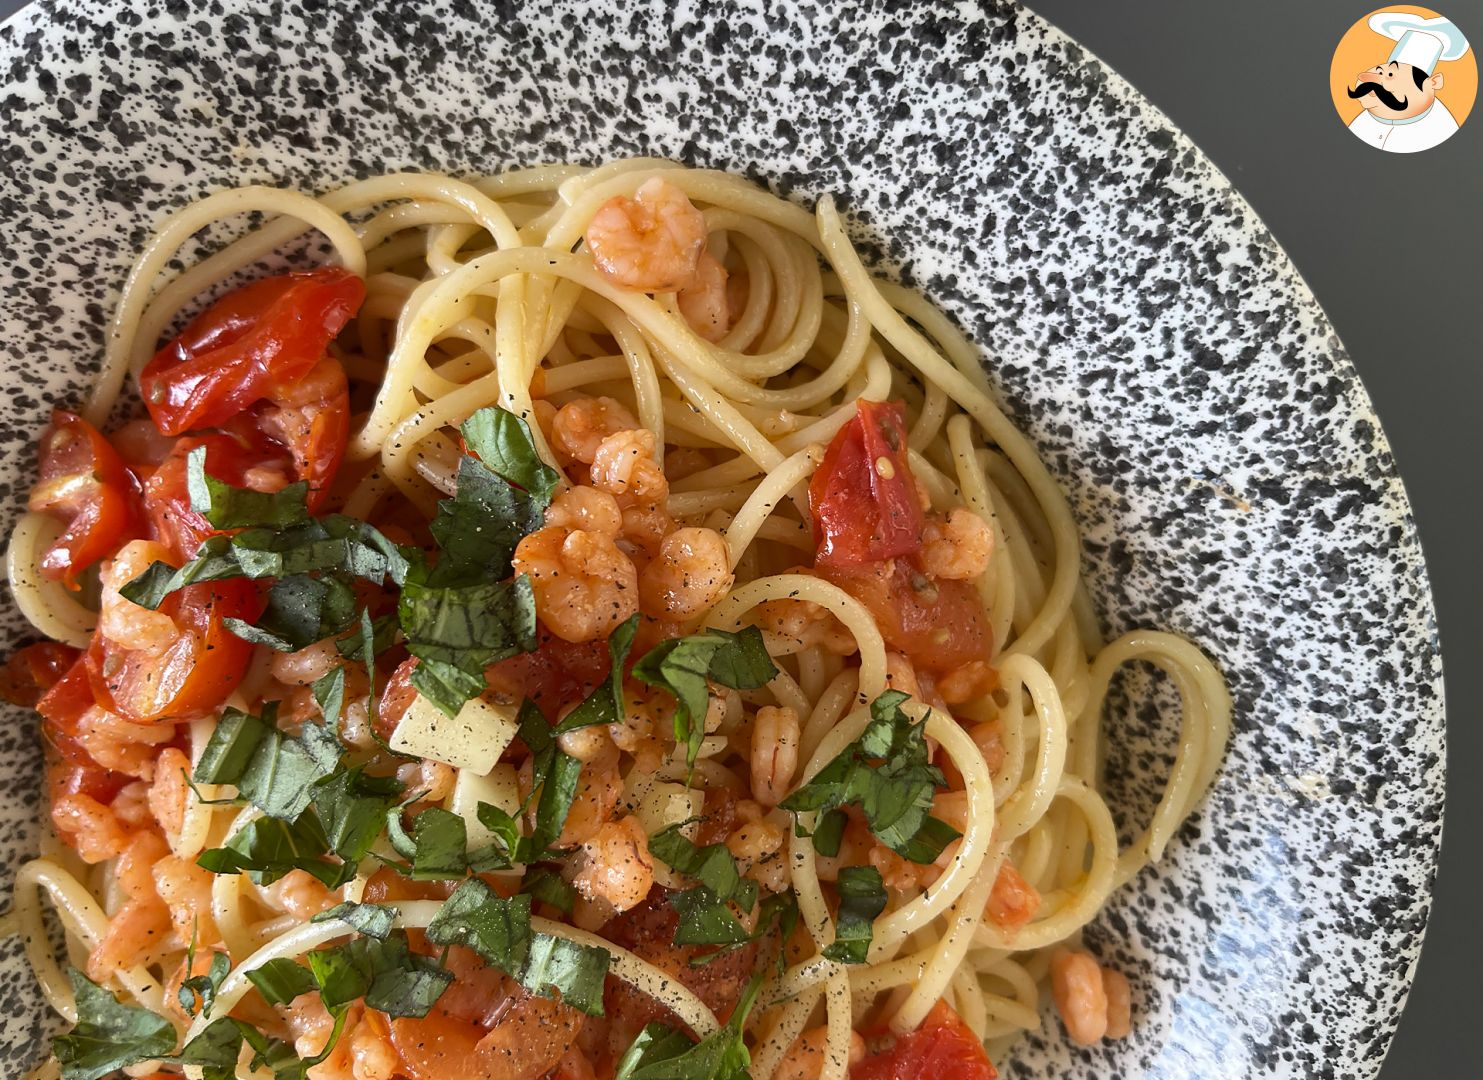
[
  {"x1": 86, "y1": 576, "x2": 258, "y2": 724},
  {"x1": 27, "y1": 411, "x2": 143, "y2": 588},
  {"x1": 810, "y1": 399, "x2": 924, "y2": 567},
  {"x1": 852, "y1": 1000, "x2": 997, "y2": 1080},
  {"x1": 0, "y1": 642, "x2": 82, "y2": 707},
  {"x1": 36, "y1": 655, "x2": 99, "y2": 763},
  {"x1": 140, "y1": 268, "x2": 364, "y2": 436},
  {"x1": 486, "y1": 623, "x2": 612, "y2": 717},
  {"x1": 817, "y1": 558, "x2": 991, "y2": 674}
]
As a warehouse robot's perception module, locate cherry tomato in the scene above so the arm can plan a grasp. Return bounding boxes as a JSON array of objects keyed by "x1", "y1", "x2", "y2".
[
  {"x1": 86, "y1": 578, "x2": 258, "y2": 723},
  {"x1": 47, "y1": 759, "x2": 130, "y2": 806},
  {"x1": 255, "y1": 355, "x2": 351, "y2": 510},
  {"x1": 27, "y1": 410, "x2": 143, "y2": 588},
  {"x1": 139, "y1": 268, "x2": 364, "y2": 436},
  {"x1": 818, "y1": 558, "x2": 991, "y2": 673},
  {"x1": 0, "y1": 641, "x2": 82, "y2": 707},
  {"x1": 378, "y1": 657, "x2": 421, "y2": 741},
  {"x1": 809, "y1": 400, "x2": 924, "y2": 568},
  {"x1": 36, "y1": 655, "x2": 99, "y2": 763},
  {"x1": 852, "y1": 1000, "x2": 998, "y2": 1080},
  {"x1": 141, "y1": 430, "x2": 294, "y2": 562},
  {"x1": 486, "y1": 624, "x2": 611, "y2": 717}
]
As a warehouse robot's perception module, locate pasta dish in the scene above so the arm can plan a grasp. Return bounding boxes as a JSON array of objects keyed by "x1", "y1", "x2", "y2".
[{"x1": 1, "y1": 161, "x2": 1231, "y2": 1080}]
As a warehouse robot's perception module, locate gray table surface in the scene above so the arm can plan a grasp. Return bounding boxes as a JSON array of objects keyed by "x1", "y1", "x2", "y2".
[{"x1": 1, "y1": 0, "x2": 1475, "y2": 1076}]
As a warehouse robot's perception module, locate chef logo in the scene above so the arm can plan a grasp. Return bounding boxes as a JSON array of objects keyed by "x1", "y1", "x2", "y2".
[{"x1": 1330, "y1": 6, "x2": 1475, "y2": 153}]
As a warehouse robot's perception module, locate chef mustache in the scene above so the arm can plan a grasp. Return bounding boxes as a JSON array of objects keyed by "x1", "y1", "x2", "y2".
[{"x1": 1348, "y1": 79, "x2": 1409, "y2": 111}]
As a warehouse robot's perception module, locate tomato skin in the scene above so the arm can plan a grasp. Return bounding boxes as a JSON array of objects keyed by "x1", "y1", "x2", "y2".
[
  {"x1": 86, "y1": 578, "x2": 259, "y2": 724},
  {"x1": 852, "y1": 1000, "x2": 997, "y2": 1080},
  {"x1": 818, "y1": 558, "x2": 991, "y2": 674},
  {"x1": 0, "y1": 642, "x2": 82, "y2": 707},
  {"x1": 47, "y1": 759, "x2": 130, "y2": 805},
  {"x1": 140, "y1": 268, "x2": 365, "y2": 436},
  {"x1": 27, "y1": 410, "x2": 144, "y2": 588},
  {"x1": 485, "y1": 624, "x2": 611, "y2": 717},
  {"x1": 810, "y1": 400, "x2": 924, "y2": 568},
  {"x1": 257, "y1": 355, "x2": 351, "y2": 510},
  {"x1": 36, "y1": 655, "x2": 99, "y2": 763}
]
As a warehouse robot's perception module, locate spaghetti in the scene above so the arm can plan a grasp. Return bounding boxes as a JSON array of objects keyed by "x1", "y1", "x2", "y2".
[{"x1": 3, "y1": 160, "x2": 1230, "y2": 1079}]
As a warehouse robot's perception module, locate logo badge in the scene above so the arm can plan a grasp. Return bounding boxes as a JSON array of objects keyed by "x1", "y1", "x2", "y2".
[{"x1": 1331, "y1": 6, "x2": 1475, "y2": 152}]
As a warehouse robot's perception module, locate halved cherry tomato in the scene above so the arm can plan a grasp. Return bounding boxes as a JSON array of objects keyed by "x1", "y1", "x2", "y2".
[
  {"x1": 86, "y1": 578, "x2": 258, "y2": 723},
  {"x1": 852, "y1": 999, "x2": 997, "y2": 1080},
  {"x1": 47, "y1": 760, "x2": 130, "y2": 805},
  {"x1": 140, "y1": 268, "x2": 365, "y2": 436},
  {"x1": 817, "y1": 558, "x2": 991, "y2": 674},
  {"x1": 810, "y1": 399, "x2": 924, "y2": 568},
  {"x1": 0, "y1": 641, "x2": 81, "y2": 707},
  {"x1": 255, "y1": 354, "x2": 351, "y2": 510},
  {"x1": 486, "y1": 623, "x2": 611, "y2": 717},
  {"x1": 27, "y1": 410, "x2": 144, "y2": 588},
  {"x1": 141, "y1": 430, "x2": 294, "y2": 563},
  {"x1": 36, "y1": 655, "x2": 99, "y2": 763}
]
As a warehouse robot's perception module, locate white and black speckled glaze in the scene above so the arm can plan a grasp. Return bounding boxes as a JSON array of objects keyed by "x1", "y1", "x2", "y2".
[{"x1": 0, "y1": 1, "x2": 1445, "y2": 1076}]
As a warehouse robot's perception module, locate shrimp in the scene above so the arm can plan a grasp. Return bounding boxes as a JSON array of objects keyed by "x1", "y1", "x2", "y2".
[
  {"x1": 937, "y1": 659, "x2": 996, "y2": 705},
  {"x1": 50, "y1": 794, "x2": 130, "y2": 864},
  {"x1": 773, "y1": 1025, "x2": 865, "y2": 1080},
  {"x1": 752, "y1": 597, "x2": 857, "y2": 656},
  {"x1": 985, "y1": 860, "x2": 1040, "y2": 932},
  {"x1": 726, "y1": 819, "x2": 787, "y2": 892},
  {"x1": 153, "y1": 855, "x2": 220, "y2": 946},
  {"x1": 1050, "y1": 947, "x2": 1109, "y2": 1045},
  {"x1": 662, "y1": 447, "x2": 712, "y2": 481},
  {"x1": 348, "y1": 1009, "x2": 402, "y2": 1080},
  {"x1": 72, "y1": 705, "x2": 174, "y2": 779},
  {"x1": 147, "y1": 746, "x2": 192, "y2": 837},
  {"x1": 920, "y1": 509, "x2": 994, "y2": 581},
  {"x1": 557, "y1": 720, "x2": 614, "y2": 763},
  {"x1": 638, "y1": 527, "x2": 733, "y2": 620},
  {"x1": 271, "y1": 638, "x2": 344, "y2": 686},
  {"x1": 115, "y1": 830, "x2": 171, "y2": 901},
  {"x1": 88, "y1": 897, "x2": 174, "y2": 980},
  {"x1": 868, "y1": 843, "x2": 920, "y2": 893},
  {"x1": 97, "y1": 540, "x2": 179, "y2": 654},
  {"x1": 750, "y1": 706, "x2": 800, "y2": 806},
  {"x1": 573, "y1": 815, "x2": 654, "y2": 913},
  {"x1": 266, "y1": 868, "x2": 341, "y2": 920},
  {"x1": 553, "y1": 742, "x2": 623, "y2": 847},
  {"x1": 590, "y1": 428, "x2": 668, "y2": 504},
  {"x1": 285, "y1": 997, "x2": 361, "y2": 1079},
  {"x1": 1103, "y1": 967, "x2": 1133, "y2": 1039},
  {"x1": 546, "y1": 484, "x2": 624, "y2": 537},
  {"x1": 585, "y1": 177, "x2": 707, "y2": 292},
  {"x1": 883, "y1": 652, "x2": 922, "y2": 699},
  {"x1": 619, "y1": 501, "x2": 677, "y2": 559},
  {"x1": 677, "y1": 250, "x2": 731, "y2": 342},
  {"x1": 396, "y1": 758, "x2": 456, "y2": 803},
  {"x1": 552, "y1": 398, "x2": 639, "y2": 465},
  {"x1": 512, "y1": 525, "x2": 639, "y2": 644},
  {"x1": 967, "y1": 720, "x2": 1006, "y2": 774}
]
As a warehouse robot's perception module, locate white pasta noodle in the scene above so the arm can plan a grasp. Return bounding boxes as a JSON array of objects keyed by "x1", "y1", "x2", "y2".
[{"x1": 7, "y1": 161, "x2": 1230, "y2": 1079}]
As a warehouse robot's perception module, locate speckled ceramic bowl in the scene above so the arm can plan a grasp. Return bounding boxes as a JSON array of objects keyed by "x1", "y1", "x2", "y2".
[{"x1": 0, "y1": 1, "x2": 1445, "y2": 1077}]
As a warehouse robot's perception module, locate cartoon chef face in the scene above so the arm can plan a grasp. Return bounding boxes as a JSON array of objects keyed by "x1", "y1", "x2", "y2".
[{"x1": 1348, "y1": 58, "x2": 1444, "y2": 120}]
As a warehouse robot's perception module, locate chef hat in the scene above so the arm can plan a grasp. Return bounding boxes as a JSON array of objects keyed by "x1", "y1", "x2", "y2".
[{"x1": 1368, "y1": 12, "x2": 1470, "y2": 75}]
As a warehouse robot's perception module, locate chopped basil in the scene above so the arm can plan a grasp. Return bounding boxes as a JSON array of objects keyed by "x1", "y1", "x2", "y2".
[
  {"x1": 430, "y1": 454, "x2": 546, "y2": 580},
  {"x1": 520, "y1": 866, "x2": 577, "y2": 914},
  {"x1": 185, "y1": 445, "x2": 310, "y2": 528},
  {"x1": 554, "y1": 612, "x2": 639, "y2": 734},
  {"x1": 53, "y1": 969, "x2": 176, "y2": 1080},
  {"x1": 822, "y1": 866, "x2": 887, "y2": 964},
  {"x1": 226, "y1": 573, "x2": 360, "y2": 652},
  {"x1": 780, "y1": 690, "x2": 961, "y2": 864},
  {"x1": 472, "y1": 700, "x2": 581, "y2": 866},
  {"x1": 385, "y1": 805, "x2": 470, "y2": 879},
  {"x1": 459, "y1": 405, "x2": 562, "y2": 504},
  {"x1": 196, "y1": 813, "x2": 352, "y2": 888},
  {"x1": 520, "y1": 932, "x2": 609, "y2": 1016},
  {"x1": 631, "y1": 626, "x2": 777, "y2": 765},
  {"x1": 245, "y1": 958, "x2": 318, "y2": 1006},
  {"x1": 648, "y1": 823, "x2": 761, "y2": 949},
  {"x1": 312, "y1": 901, "x2": 398, "y2": 940},
  {"x1": 177, "y1": 949, "x2": 231, "y2": 1018},
  {"x1": 398, "y1": 573, "x2": 538, "y2": 717},
  {"x1": 311, "y1": 667, "x2": 347, "y2": 729},
  {"x1": 613, "y1": 970, "x2": 763, "y2": 1080}
]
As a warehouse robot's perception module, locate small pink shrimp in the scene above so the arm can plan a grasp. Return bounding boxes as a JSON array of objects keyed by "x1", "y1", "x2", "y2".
[
  {"x1": 585, "y1": 177, "x2": 707, "y2": 292},
  {"x1": 677, "y1": 251, "x2": 731, "y2": 342},
  {"x1": 552, "y1": 398, "x2": 640, "y2": 465},
  {"x1": 573, "y1": 815, "x2": 654, "y2": 914}
]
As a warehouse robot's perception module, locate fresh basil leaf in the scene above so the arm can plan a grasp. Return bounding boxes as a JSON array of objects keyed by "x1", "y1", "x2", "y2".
[
  {"x1": 615, "y1": 970, "x2": 763, "y2": 1080},
  {"x1": 811, "y1": 808, "x2": 847, "y2": 859},
  {"x1": 408, "y1": 657, "x2": 487, "y2": 718},
  {"x1": 186, "y1": 445, "x2": 310, "y2": 528},
  {"x1": 53, "y1": 969, "x2": 177, "y2": 1080},
  {"x1": 647, "y1": 823, "x2": 751, "y2": 906},
  {"x1": 668, "y1": 885, "x2": 755, "y2": 948},
  {"x1": 632, "y1": 626, "x2": 777, "y2": 765},
  {"x1": 424, "y1": 879, "x2": 532, "y2": 978},
  {"x1": 335, "y1": 611, "x2": 398, "y2": 662},
  {"x1": 366, "y1": 959, "x2": 453, "y2": 1019},
  {"x1": 230, "y1": 574, "x2": 359, "y2": 653},
  {"x1": 197, "y1": 813, "x2": 351, "y2": 888},
  {"x1": 431, "y1": 455, "x2": 546, "y2": 580},
  {"x1": 398, "y1": 574, "x2": 537, "y2": 691},
  {"x1": 245, "y1": 958, "x2": 318, "y2": 1006},
  {"x1": 174, "y1": 1016, "x2": 257, "y2": 1080},
  {"x1": 227, "y1": 515, "x2": 411, "y2": 585},
  {"x1": 400, "y1": 807, "x2": 470, "y2": 878},
  {"x1": 311, "y1": 667, "x2": 347, "y2": 730},
  {"x1": 520, "y1": 866, "x2": 576, "y2": 914},
  {"x1": 554, "y1": 612, "x2": 639, "y2": 735},
  {"x1": 689, "y1": 889, "x2": 800, "y2": 970},
  {"x1": 119, "y1": 537, "x2": 242, "y2": 609},
  {"x1": 178, "y1": 950, "x2": 231, "y2": 1018},
  {"x1": 481, "y1": 700, "x2": 582, "y2": 862},
  {"x1": 312, "y1": 901, "x2": 398, "y2": 940},
  {"x1": 822, "y1": 867, "x2": 887, "y2": 964},
  {"x1": 780, "y1": 691, "x2": 960, "y2": 865},
  {"x1": 313, "y1": 766, "x2": 404, "y2": 864},
  {"x1": 519, "y1": 932, "x2": 610, "y2": 1016},
  {"x1": 460, "y1": 406, "x2": 561, "y2": 504},
  {"x1": 194, "y1": 707, "x2": 271, "y2": 785},
  {"x1": 236, "y1": 726, "x2": 336, "y2": 821}
]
